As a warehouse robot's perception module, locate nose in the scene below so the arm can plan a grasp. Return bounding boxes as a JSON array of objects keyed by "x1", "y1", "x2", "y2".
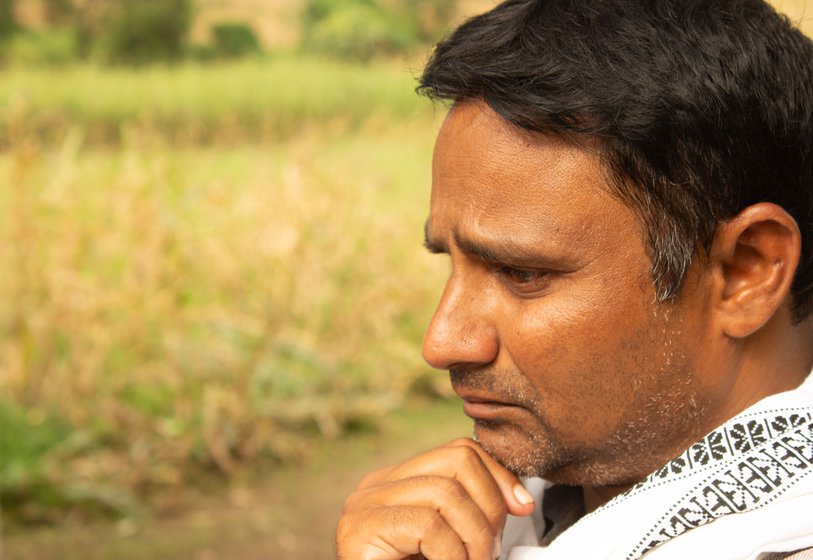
[{"x1": 421, "y1": 274, "x2": 499, "y2": 371}]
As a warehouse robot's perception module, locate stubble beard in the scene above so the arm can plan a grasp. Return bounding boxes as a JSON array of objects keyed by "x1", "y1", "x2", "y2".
[
  {"x1": 452, "y1": 367, "x2": 578, "y2": 478},
  {"x1": 473, "y1": 417, "x2": 575, "y2": 478},
  {"x1": 472, "y1": 371, "x2": 708, "y2": 486},
  {"x1": 574, "y1": 373, "x2": 709, "y2": 485},
  {"x1": 456, "y1": 342, "x2": 709, "y2": 487}
]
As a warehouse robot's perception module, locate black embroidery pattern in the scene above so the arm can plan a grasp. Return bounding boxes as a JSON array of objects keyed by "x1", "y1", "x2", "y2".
[
  {"x1": 628, "y1": 418, "x2": 813, "y2": 559},
  {"x1": 635, "y1": 412, "x2": 813, "y2": 488}
]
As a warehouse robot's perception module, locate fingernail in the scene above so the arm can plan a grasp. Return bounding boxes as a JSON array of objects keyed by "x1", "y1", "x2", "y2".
[
  {"x1": 513, "y1": 483, "x2": 535, "y2": 506},
  {"x1": 493, "y1": 533, "x2": 502, "y2": 559}
]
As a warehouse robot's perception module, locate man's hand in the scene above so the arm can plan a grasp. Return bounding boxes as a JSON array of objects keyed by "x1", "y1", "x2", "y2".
[{"x1": 335, "y1": 438, "x2": 536, "y2": 560}]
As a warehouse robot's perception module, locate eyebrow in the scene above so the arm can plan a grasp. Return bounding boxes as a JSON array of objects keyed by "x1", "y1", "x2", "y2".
[{"x1": 423, "y1": 219, "x2": 554, "y2": 267}]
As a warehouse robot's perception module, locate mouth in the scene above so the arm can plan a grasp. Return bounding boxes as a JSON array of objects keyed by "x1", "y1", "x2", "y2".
[{"x1": 459, "y1": 395, "x2": 524, "y2": 421}]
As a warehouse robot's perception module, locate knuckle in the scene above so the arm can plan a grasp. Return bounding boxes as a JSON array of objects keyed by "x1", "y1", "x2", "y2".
[
  {"x1": 433, "y1": 475, "x2": 467, "y2": 500},
  {"x1": 335, "y1": 514, "x2": 350, "y2": 541},
  {"x1": 475, "y1": 523, "x2": 498, "y2": 555},
  {"x1": 336, "y1": 505, "x2": 394, "y2": 558},
  {"x1": 356, "y1": 466, "x2": 388, "y2": 490},
  {"x1": 422, "y1": 509, "x2": 448, "y2": 534},
  {"x1": 340, "y1": 490, "x2": 361, "y2": 514},
  {"x1": 447, "y1": 437, "x2": 477, "y2": 448},
  {"x1": 335, "y1": 509, "x2": 358, "y2": 552},
  {"x1": 339, "y1": 487, "x2": 378, "y2": 522},
  {"x1": 337, "y1": 493, "x2": 365, "y2": 524},
  {"x1": 453, "y1": 444, "x2": 484, "y2": 469}
]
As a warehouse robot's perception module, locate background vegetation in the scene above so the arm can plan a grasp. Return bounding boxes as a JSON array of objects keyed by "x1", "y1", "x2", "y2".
[
  {"x1": 1, "y1": 0, "x2": 811, "y2": 557},
  {"x1": 0, "y1": 0, "x2": 472, "y2": 527},
  {"x1": 1, "y1": 63, "x2": 447, "y2": 522}
]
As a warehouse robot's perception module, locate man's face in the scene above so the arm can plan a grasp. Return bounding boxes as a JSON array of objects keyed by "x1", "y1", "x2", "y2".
[{"x1": 423, "y1": 102, "x2": 723, "y2": 486}]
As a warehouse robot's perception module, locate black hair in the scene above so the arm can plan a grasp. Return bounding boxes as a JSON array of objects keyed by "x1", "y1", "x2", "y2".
[{"x1": 418, "y1": 0, "x2": 813, "y2": 321}]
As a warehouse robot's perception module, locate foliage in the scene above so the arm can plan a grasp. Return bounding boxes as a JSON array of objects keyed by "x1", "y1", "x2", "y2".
[
  {"x1": 2, "y1": 29, "x2": 78, "y2": 65},
  {"x1": 401, "y1": 0, "x2": 460, "y2": 41},
  {"x1": 0, "y1": 402, "x2": 69, "y2": 504},
  {"x1": 211, "y1": 22, "x2": 261, "y2": 58},
  {"x1": 0, "y1": 56, "x2": 446, "y2": 521},
  {"x1": 0, "y1": 56, "x2": 425, "y2": 146},
  {"x1": 0, "y1": 0, "x2": 16, "y2": 42},
  {"x1": 57, "y1": 0, "x2": 194, "y2": 64},
  {"x1": 41, "y1": 0, "x2": 76, "y2": 26},
  {"x1": 303, "y1": 1, "x2": 414, "y2": 61},
  {"x1": 88, "y1": 0, "x2": 193, "y2": 64},
  {"x1": 301, "y1": 0, "x2": 459, "y2": 61},
  {"x1": 0, "y1": 0, "x2": 463, "y2": 65}
]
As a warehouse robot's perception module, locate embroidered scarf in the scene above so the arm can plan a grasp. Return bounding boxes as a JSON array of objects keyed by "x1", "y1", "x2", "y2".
[{"x1": 501, "y1": 372, "x2": 813, "y2": 560}]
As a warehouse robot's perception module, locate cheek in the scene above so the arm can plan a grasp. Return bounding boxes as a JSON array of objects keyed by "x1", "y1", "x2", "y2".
[
  {"x1": 502, "y1": 291, "x2": 654, "y2": 442},
  {"x1": 507, "y1": 285, "x2": 640, "y2": 372}
]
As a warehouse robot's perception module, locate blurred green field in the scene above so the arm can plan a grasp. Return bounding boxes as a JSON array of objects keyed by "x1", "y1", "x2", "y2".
[
  {"x1": 0, "y1": 55, "x2": 451, "y2": 522},
  {"x1": 0, "y1": 55, "x2": 429, "y2": 145}
]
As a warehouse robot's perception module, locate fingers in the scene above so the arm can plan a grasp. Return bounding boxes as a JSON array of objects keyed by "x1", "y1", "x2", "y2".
[
  {"x1": 442, "y1": 438, "x2": 537, "y2": 517},
  {"x1": 348, "y1": 475, "x2": 498, "y2": 560},
  {"x1": 381, "y1": 438, "x2": 535, "y2": 520},
  {"x1": 336, "y1": 438, "x2": 537, "y2": 560},
  {"x1": 384, "y1": 442, "x2": 508, "y2": 533},
  {"x1": 337, "y1": 505, "x2": 468, "y2": 560}
]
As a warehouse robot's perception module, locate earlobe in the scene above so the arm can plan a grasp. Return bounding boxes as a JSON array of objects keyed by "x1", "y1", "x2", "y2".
[{"x1": 711, "y1": 203, "x2": 801, "y2": 338}]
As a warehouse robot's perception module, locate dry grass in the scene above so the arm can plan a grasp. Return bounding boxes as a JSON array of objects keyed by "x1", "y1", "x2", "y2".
[{"x1": 0, "y1": 82, "x2": 447, "y2": 518}]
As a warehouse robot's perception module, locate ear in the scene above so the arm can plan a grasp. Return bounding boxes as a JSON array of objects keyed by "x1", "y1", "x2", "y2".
[{"x1": 710, "y1": 203, "x2": 801, "y2": 338}]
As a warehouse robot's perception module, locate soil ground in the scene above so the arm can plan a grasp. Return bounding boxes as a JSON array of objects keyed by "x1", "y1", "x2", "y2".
[{"x1": 2, "y1": 399, "x2": 470, "y2": 560}]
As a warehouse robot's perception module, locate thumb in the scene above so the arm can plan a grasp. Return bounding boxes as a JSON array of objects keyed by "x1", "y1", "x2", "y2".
[{"x1": 504, "y1": 478, "x2": 536, "y2": 517}]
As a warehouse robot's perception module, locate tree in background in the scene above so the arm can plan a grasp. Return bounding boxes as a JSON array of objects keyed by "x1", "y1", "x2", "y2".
[
  {"x1": 302, "y1": 0, "x2": 459, "y2": 61},
  {"x1": 77, "y1": 0, "x2": 193, "y2": 63},
  {"x1": 3, "y1": 0, "x2": 458, "y2": 65},
  {"x1": 211, "y1": 22, "x2": 261, "y2": 58},
  {"x1": 0, "y1": 0, "x2": 194, "y2": 64},
  {"x1": 0, "y1": 0, "x2": 17, "y2": 40},
  {"x1": 40, "y1": 0, "x2": 74, "y2": 25},
  {"x1": 404, "y1": 0, "x2": 459, "y2": 42}
]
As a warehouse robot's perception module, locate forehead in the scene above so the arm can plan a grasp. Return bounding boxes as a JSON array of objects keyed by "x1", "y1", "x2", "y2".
[{"x1": 429, "y1": 102, "x2": 633, "y2": 248}]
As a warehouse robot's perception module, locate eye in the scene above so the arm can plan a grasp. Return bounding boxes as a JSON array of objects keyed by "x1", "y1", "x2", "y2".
[
  {"x1": 494, "y1": 265, "x2": 550, "y2": 294},
  {"x1": 499, "y1": 266, "x2": 541, "y2": 283}
]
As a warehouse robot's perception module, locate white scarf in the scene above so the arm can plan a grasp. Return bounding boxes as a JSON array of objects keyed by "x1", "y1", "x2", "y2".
[{"x1": 502, "y1": 372, "x2": 813, "y2": 560}]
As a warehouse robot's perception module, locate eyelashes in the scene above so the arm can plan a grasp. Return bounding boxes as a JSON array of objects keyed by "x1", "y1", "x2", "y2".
[{"x1": 493, "y1": 265, "x2": 552, "y2": 296}]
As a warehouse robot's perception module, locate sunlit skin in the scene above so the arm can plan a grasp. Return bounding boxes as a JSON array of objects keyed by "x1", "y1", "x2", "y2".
[
  {"x1": 422, "y1": 102, "x2": 737, "y2": 488},
  {"x1": 334, "y1": 101, "x2": 813, "y2": 560}
]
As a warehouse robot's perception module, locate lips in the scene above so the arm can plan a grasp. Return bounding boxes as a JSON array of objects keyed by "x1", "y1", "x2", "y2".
[
  {"x1": 458, "y1": 394, "x2": 523, "y2": 421},
  {"x1": 450, "y1": 368, "x2": 530, "y2": 421}
]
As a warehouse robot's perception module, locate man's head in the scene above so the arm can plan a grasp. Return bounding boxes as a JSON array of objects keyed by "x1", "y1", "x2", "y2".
[
  {"x1": 419, "y1": 0, "x2": 813, "y2": 486},
  {"x1": 420, "y1": 0, "x2": 813, "y2": 320}
]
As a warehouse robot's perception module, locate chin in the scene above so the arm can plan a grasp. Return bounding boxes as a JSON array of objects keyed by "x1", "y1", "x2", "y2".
[
  {"x1": 473, "y1": 420, "x2": 567, "y2": 478},
  {"x1": 473, "y1": 420, "x2": 643, "y2": 485}
]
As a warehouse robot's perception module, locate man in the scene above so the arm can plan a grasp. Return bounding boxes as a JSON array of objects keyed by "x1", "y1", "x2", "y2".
[{"x1": 336, "y1": 0, "x2": 813, "y2": 558}]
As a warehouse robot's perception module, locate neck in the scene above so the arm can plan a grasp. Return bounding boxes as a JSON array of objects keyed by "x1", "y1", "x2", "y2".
[
  {"x1": 582, "y1": 484, "x2": 633, "y2": 513},
  {"x1": 582, "y1": 310, "x2": 813, "y2": 513},
  {"x1": 722, "y1": 308, "x2": 813, "y2": 421}
]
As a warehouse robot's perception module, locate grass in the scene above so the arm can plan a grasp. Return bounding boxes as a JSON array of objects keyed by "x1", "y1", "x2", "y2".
[
  {"x1": 3, "y1": 399, "x2": 471, "y2": 560},
  {"x1": 0, "y1": 56, "x2": 451, "y2": 522},
  {"x1": 0, "y1": 54, "x2": 434, "y2": 145}
]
